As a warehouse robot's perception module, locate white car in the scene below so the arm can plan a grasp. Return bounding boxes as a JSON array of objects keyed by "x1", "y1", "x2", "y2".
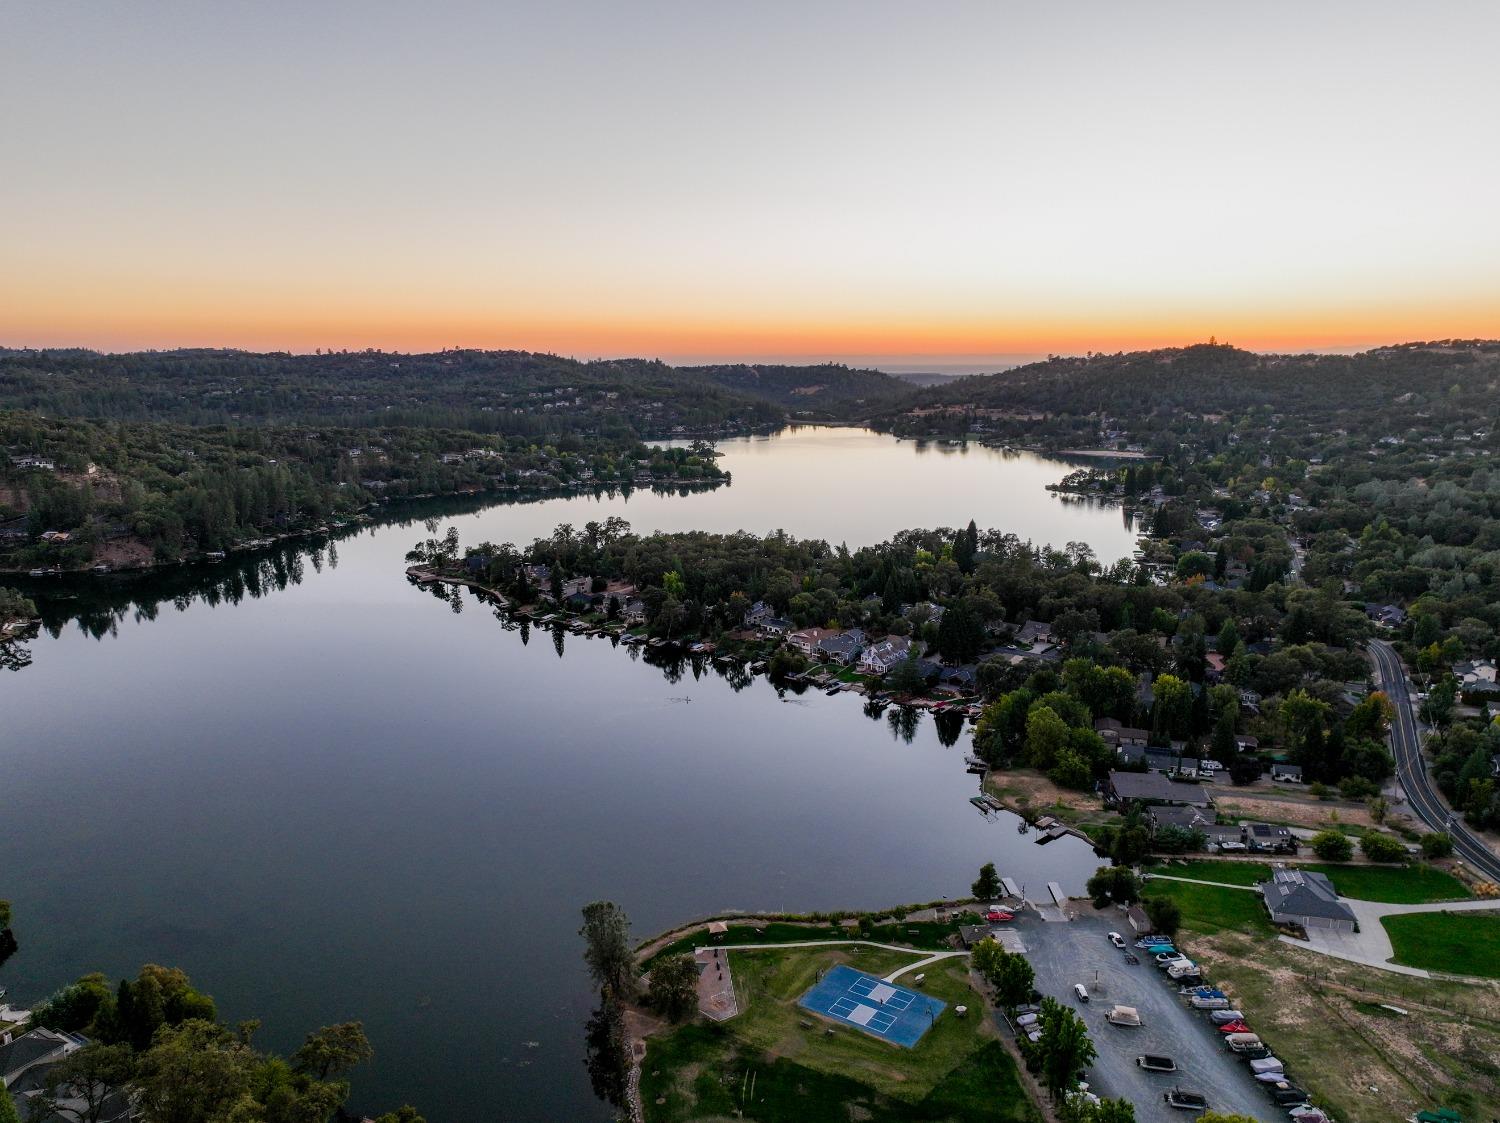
[
  {"x1": 1015, "y1": 1012, "x2": 1039, "y2": 1028},
  {"x1": 1108, "y1": 931, "x2": 1126, "y2": 948}
]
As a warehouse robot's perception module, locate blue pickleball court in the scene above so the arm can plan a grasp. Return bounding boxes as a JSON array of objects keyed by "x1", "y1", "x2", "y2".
[{"x1": 797, "y1": 964, "x2": 946, "y2": 1047}]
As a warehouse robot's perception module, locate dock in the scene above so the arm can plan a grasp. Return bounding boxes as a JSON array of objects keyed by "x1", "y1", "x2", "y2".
[
  {"x1": 1047, "y1": 882, "x2": 1067, "y2": 908},
  {"x1": 1001, "y1": 877, "x2": 1022, "y2": 898}
]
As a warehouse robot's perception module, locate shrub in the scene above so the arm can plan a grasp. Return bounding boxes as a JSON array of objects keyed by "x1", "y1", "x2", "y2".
[
  {"x1": 1359, "y1": 832, "x2": 1408, "y2": 863},
  {"x1": 1311, "y1": 830, "x2": 1353, "y2": 861},
  {"x1": 1420, "y1": 832, "x2": 1454, "y2": 859}
]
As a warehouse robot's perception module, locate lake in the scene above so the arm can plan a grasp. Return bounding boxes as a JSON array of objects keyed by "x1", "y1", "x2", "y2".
[{"x1": 0, "y1": 429, "x2": 1132, "y2": 1120}]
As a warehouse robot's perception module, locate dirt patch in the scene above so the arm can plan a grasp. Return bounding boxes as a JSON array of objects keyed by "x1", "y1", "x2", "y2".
[
  {"x1": 93, "y1": 537, "x2": 156, "y2": 568},
  {"x1": 984, "y1": 769, "x2": 1102, "y2": 817},
  {"x1": 1214, "y1": 793, "x2": 1376, "y2": 831}
]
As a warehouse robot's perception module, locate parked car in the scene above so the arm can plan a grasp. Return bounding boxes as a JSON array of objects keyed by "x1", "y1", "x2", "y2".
[
  {"x1": 1106, "y1": 1005, "x2": 1142, "y2": 1026},
  {"x1": 1073, "y1": 983, "x2": 1090, "y2": 1003},
  {"x1": 1108, "y1": 931, "x2": 1126, "y2": 948},
  {"x1": 1136, "y1": 1054, "x2": 1177, "y2": 1073}
]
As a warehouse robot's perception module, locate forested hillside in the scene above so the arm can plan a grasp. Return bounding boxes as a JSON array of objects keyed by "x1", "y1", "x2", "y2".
[
  {"x1": 681, "y1": 362, "x2": 915, "y2": 419},
  {"x1": 0, "y1": 411, "x2": 723, "y2": 570},
  {"x1": 876, "y1": 340, "x2": 1500, "y2": 445},
  {"x1": 0, "y1": 348, "x2": 783, "y2": 437}
]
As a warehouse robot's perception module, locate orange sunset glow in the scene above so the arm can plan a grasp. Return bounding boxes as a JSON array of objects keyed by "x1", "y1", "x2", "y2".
[{"x1": 5, "y1": 1, "x2": 1499, "y2": 365}]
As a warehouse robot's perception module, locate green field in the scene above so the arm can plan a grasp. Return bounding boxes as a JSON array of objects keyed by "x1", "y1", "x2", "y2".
[
  {"x1": 643, "y1": 915, "x2": 980, "y2": 968},
  {"x1": 1147, "y1": 860, "x2": 1273, "y2": 886},
  {"x1": 640, "y1": 945, "x2": 1039, "y2": 1122},
  {"x1": 1382, "y1": 911, "x2": 1500, "y2": 978},
  {"x1": 1148, "y1": 858, "x2": 1471, "y2": 904},
  {"x1": 1142, "y1": 879, "x2": 1275, "y2": 936},
  {"x1": 1304, "y1": 863, "x2": 1470, "y2": 904}
]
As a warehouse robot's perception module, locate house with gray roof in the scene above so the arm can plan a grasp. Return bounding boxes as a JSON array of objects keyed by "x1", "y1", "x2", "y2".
[
  {"x1": 817, "y1": 629, "x2": 865, "y2": 666},
  {"x1": 1259, "y1": 868, "x2": 1355, "y2": 932},
  {"x1": 1105, "y1": 770, "x2": 1212, "y2": 808}
]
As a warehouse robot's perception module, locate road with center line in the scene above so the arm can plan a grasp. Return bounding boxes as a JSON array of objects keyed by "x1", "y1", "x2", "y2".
[{"x1": 1368, "y1": 638, "x2": 1500, "y2": 884}]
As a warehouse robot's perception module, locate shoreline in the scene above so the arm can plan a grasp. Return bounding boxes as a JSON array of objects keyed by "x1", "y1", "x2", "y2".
[{"x1": 3, "y1": 476, "x2": 729, "y2": 583}]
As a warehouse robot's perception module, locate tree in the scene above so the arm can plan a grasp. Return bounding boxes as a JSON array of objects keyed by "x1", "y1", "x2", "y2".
[
  {"x1": 647, "y1": 953, "x2": 700, "y2": 1023},
  {"x1": 971, "y1": 939, "x2": 1035, "y2": 1010},
  {"x1": 1150, "y1": 674, "x2": 1191, "y2": 739},
  {"x1": 1024, "y1": 705, "x2": 1071, "y2": 771},
  {"x1": 1033, "y1": 997, "x2": 1097, "y2": 1101},
  {"x1": 1420, "y1": 832, "x2": 1454, "y2": 858},
  {"x1": 1359, "y1": 832, "x2": 1407, "y2": 863},
  {"x1": 1142, "y1": 895, "x2": 1181, "y2": 938},
  {"x1": 37, "y1": 1044, "x2": 135, "y2": 1123},
  {"x1": 1085, "y1": 866, "x2": 1141, "y2": 908},
  {"x1": 135, "y1": 1020, "x2": 258, "y2": 1123},
  {"x1": 373, "y1": 1109, "x2": 426, "y2": 1123},
  {"x1": 937, "y1": 600, "x2": 984, "y2": 663},
  {"x1": 972, "y1": 862, "x2": 1002, "y2": 900},
  {"x1": 0, "y1": 1083, "x2": 18, "y2": 1123},
  {"x1": 291, "y1": 1021, "x2": 373, "y2": 1081},
  {"x1": 1311, "y1": 830, "x2": 1353, "y2": 861},
  {"x1": 579, "y1": 901, "x2": 636, "y2": 1000},
  {"x1": 887, "y1": 654, "x2": 927, "y2": 697}
]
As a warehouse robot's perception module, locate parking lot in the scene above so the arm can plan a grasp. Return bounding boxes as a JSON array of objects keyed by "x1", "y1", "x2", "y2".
[{"x1": 1013, "y1": 912, "x2": 1279, "y2": 1123}]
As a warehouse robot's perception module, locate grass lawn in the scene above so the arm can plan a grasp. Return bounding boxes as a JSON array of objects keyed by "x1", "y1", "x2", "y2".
[
  {"x1": 1147, "y1": 859, "x2": 1272, "y2": 886},
  {"x1": 1142, "y1": 879, "x2": 1275, "y2": 936},
  {"x1": 643, "y1": 915, "x2": 980, "y2": 969},
  {"x1": 1303, "y1": 862, "x2": 1470, "y2": 904},
  {"x1": 1382, "y1": 910, "x2": 1500, "y2": 977},
  {"x1": 640, "y1": 945, "x2": 1039, "y2": 1123}
]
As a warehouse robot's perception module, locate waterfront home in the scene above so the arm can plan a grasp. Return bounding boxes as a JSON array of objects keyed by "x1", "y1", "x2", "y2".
[
  {"x1": 1118, "y1": 744, "x2": 1202, "y2": 774},
  {"x1": 758, "y1": 616, "x2": 793, "y2": 639},
  {"x1": 787, "y1": 627, "x2": 840, "y2": 656},
  {"x1": 857, "y1": 635, "x2": 912, "y2": 676},
  {"x1": 937, "y1": 664, "x2": 978, "y2": 693},
  {"x1": 817, "y1": 629, "x2": 866, "y2": 665},
  {"x1": 1259, "y1": 869, "x2": 1355, "y2": 932},
  {"x1": 621, "y1": 598, "x2": 647, "y2": 626},
  {"x1": 1104, "y1": 770, "x2": 1212, "y2": 808},
  {"x1": 1269, "y1": 762, "x2": 1303, "y2": 783},
  {"x1": 1, "y1": 1027, "x2": 85, "y2": 1088},
  {"x1": 1146, "y1": 805, "x2": 1215, "y2": 835},
  {"x1": 743, "y1": 600, "x2": 775, "y2": 629}
]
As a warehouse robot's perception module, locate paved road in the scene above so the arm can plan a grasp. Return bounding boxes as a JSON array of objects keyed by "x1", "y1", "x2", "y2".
[{"x1": 1368, "y1": 639, "x2": 1500, "y2": 884}]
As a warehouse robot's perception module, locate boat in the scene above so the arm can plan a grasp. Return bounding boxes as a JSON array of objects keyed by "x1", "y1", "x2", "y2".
[
  {"x1": 1164, "y1": 1088, "x2": 1208, "y2": 1111},
  {"x1": 1136, "y1": 1054, "x2": 1176, "y2": 1073},
  {"x1": 825, "y1": 686, "x2": 841, "y2": 696}
]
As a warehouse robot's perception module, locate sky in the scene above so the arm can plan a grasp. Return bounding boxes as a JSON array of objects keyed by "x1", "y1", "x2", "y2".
[{"x1": 3, "y1": 1, "x2": 1499, "y2": 368}]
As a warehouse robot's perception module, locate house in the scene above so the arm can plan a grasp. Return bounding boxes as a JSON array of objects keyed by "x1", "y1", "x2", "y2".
[
  {"x1": 1259, "y1": 868, "x2": 1355, "y2": 932},
  {"x1": 1014, "y1": 620, "x2": 1053, "y2": 647},
  {"x1": 937, "y1": 664, "x2": 979, "y2": 693},
  {"x1": 1364, "y1": 603, "x2": 1407, "y2": 629},
  {"x1": 786, "y1": 627, "x2": 839, "y2": 656},
  {"x1": 743, "y1": 601, "x2": 775, "y2": 630},
  {"x1": 758, "y1": 616, "x2": 793, "y2": 639},
  {"x1": 958, "y1": 924, "x2": 996, "y2": 948},
  {"x1": 1205, "y1": 652, "x2": 1226, "y2": 681},
  {"x1": 1146, "y1": 805, "x2": 1215, "y2": 834},
  {"x1": 817, "y1": 630, "x2": 866, "y2": 665},
  {"x1": 1117, "y1": 744, "x2": 1201, "y2": 774},
  {"x1": 8, "y1": 455, "x2": 56, "y2": 471},
  {"x1": 1105, "y1": 771, "x2": 1212, "y2": 808},
  {"x1": 1094, "y1": 719, "x2": 1149, "y2": 747},
  {"x1": 1269, "y1": 762, "x2": 1303, "y2": 783},
  {"x1": 903, "y1": 601, "x2": 946, "y2": 626},
  {"x1": 1, "y1": 1027, "x2": 86, "y2": 1090},
  {"x1": 857, "y1": 635, "x2": 912, "y2": 676},
  {"x1": 1454, "y1": 659, "x2": 1500, "y2": 697},
  {"x1": 1234, "y1": 734, "x2": 1259, "y2": 752},
  {"x1": 621, "y1": 598, "x2": 647, "y2": 626}
]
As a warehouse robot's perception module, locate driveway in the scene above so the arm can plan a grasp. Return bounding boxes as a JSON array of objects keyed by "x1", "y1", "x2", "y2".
[
  {"x1": 1015, "y1": 911, "x2": 1279, "y2": 1123},
  {"x1": 1291, "y1": 898, "x2": 1500, "y2": 977}
]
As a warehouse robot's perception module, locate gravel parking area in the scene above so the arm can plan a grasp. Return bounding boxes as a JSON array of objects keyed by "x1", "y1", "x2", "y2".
[{"x1": 1013, "y1": 911, "x2": 1278, "y2": 1123}]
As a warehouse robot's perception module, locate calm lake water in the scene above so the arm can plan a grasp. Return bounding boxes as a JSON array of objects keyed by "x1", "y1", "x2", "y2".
[{"x1": 1, "y1": 429, "x2": 1133, "y2": 1120}]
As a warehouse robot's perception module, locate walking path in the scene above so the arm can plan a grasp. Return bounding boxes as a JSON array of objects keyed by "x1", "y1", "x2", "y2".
[{"x1": 1144, "y1": 874, "x2": 1260, "y2": 890}]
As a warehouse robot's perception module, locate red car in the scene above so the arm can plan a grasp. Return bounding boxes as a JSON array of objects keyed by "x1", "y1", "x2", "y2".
[
  {"x1": 1216, "y1": 1020, "x2": 1251, "y2": 1034},
  {"x1": 985, "y1": 909, "x2": 1015, "y2": 922}
]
